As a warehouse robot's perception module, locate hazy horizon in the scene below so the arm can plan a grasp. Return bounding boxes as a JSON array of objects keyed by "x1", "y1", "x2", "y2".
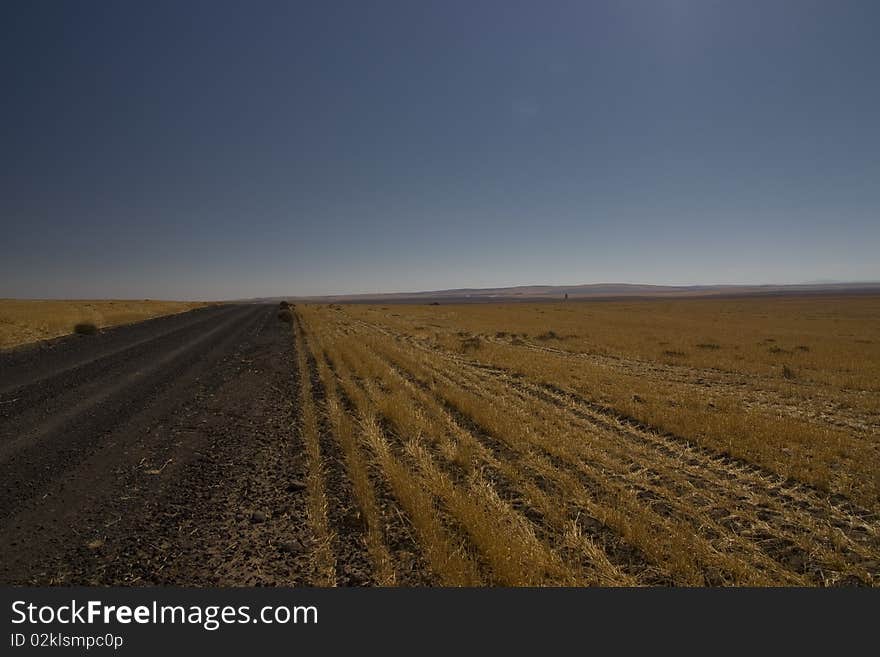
[
  {"x1": 3, "y1": 1, "x2": 879, "y2": 299},
  {"x1": 5, "y1": 278, "x2": 880, "y2": 303}
]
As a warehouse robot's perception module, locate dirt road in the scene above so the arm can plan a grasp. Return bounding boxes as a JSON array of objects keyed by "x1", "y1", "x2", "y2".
[{"x1": 0, "y1": 304, "x2": 311, "y2": 585}]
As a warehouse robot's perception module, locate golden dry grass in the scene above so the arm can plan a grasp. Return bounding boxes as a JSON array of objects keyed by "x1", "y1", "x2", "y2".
[
  {"x1": 286, "y1": 299, "x2": 880, "y2": 586},
  {"x1": 293, "y1": 317, "x2": 336, "y2": 585},
  {"x1": 342, "y1": 296, "x2": 880, "y2": 505},
  {"x1": 0, "y1": 299, "x2": 214, "y2": 349}
]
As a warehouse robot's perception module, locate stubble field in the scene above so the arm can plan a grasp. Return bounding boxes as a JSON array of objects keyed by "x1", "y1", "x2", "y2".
[{"x1": 287, "y1": 296, "x2": 880, "y2": 586}]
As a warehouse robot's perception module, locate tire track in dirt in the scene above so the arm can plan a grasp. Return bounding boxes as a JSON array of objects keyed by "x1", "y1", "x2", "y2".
[
  {"x1": 342, "y1": 317, "x2": 686, "y2": 583},
  {"x1": 365, "y1": 349, "x2": 642, "y2": 586},
  {"x1": 376, "y1": 342, "x2": 776, "y2": 585},
  {"x1": 358, "y1": 316, "x2": 880, "y2": 530},
  {"x1": 422, "y1": 346, "x2": 880, "y2": 584},
  {"x1": 0, "y1": 308, "x2": 253, "y2": 462},
  {"x1": 495, "y1": 338, "x2": 879, "y2": 439},
  {"x1": 332, "y1": 326, "x2": 665, "y2": 584},
  {"x1": 0, "y1": 306, "x2": 263, "y2": 523},
  {"x1": 0, "y1": 305, "x2": 318, "y2": 585},
  {"x1": 456, "y1": 355, "x2": 880, "y2": 538},
  {"x1": 0, "y1": 305, "x2": 240, "y2": 397},
  {"x1": 347, "y1": 315, "x2": 880, "y2": 585}
]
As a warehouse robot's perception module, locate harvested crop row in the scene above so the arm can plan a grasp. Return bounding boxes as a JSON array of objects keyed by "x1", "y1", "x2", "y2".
[
  {"x1": 340, "y1": 353, "x2": 582, "y2": 585},
  {"x1": 314, "y1": 310, "x2": 635, "y2": 585},
  {"x1": 332, "y1": 309, "x2": 879, "y2": 585},
  {"x1": 308, "y1": 312, "x2": 696, "y2": 583},
  {"x1": 426, "y1": 354, "x2": 871, "y2": 584},
  {"x1": 492, "y1": 336, "x2": 878, "y2": 441},
  {"x1": 301, "y1": 327, "x2": 381, "y2": 585},
  {"x1": 357, "y1": 328, "x2": 796, "y2": 585},
  {"x1": 321, "y1": 324, "x2": 639, "y2": 585},
  {"x1": 341, "y1": 302, "x2": 880, "y2": 507},
  {"x1": 292, "y1": 315, "x2": 336, "y2": 585},
  {"x1": 289, "y1": 305, "x2": 880, "y2": 587},
  {"x1": 307, "y1": 330, "x2": 397, "y2": 585},
  {"x1": 350, "y1": 312, "x2": 880, "y2": 539},
  {"x1": 307, "y1": 318, "x2": 483, "y2": 586},
  {"x1": 328, "y1": 335, "x2": 544, "y2": 585}
]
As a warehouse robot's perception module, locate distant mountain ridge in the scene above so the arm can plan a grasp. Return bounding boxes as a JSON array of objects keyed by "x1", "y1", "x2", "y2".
[{"x1": 241, "y1": 281, "x2": 880, "y2": 304}]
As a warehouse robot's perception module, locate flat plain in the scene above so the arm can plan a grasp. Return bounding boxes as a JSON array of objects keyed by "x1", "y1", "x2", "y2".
[
  {"x1": 1, "y1": 296, "x2": 877, "y2": 586},
  {"x1": 0, "y1": 299, "x2": 213, "y2": 350}
]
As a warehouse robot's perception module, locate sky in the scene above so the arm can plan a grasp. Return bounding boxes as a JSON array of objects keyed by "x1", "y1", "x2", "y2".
[{"x1": 1, "y1": 1, "x2": 878, "y2": 299}]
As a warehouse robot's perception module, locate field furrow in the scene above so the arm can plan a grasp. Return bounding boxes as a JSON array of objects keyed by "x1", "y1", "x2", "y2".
[
  {"x1": 365, "y1": 331, "x2": 802, "y2": 584},
  {"x1": 343, "y1": 311, "x2": 879, "y2": 585},
  {"x1": 292, "y1": 315, "x2": 336, "y2": 585},
  {"x1": 279, "y1": 301, "x2": 880, "y2": 587},
  {"x1": 355, "y1": 314, "x2": 880, "y2": 533},
  {"x1": 331, "y1": 330, "x2": 643, "y2": 585},
  {"x1": 321, "y1": 338, "x2": 483, "y2": 586}
]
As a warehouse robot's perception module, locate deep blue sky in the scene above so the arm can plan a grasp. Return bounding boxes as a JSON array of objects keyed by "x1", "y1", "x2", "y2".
[{"x1": 2, "y1": 1, "x2": 878, "y2": 299}]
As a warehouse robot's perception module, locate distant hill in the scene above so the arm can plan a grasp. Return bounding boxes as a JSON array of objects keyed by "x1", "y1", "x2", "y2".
[{"x1": 240, "y1": 281, "x2": 880, "y2": 304}]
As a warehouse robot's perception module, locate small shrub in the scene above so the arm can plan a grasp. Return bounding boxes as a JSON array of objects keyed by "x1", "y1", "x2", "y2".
[
  {"x1": 73, "y1": 322, "x2": 98, "y2": 336},
  {"x1": 795, "y1": 345, "x2": 810, "y2": 352},
  {"x1": 696, "y1": 343, "x2": 721, "y2": 350},
  {"x1": 782, "y1": 365, "x2": 796, "y2": 380},
  {"x1": 279, "y1": 300, "x2": 290, "y2": 309},
  {"x1": 768, "y1": 346, "x2": 790, "y2": 354},
  {"x1": 460, "y1": 336, "x2": 481, "y2": 352},
  {"x1": 662, "y1": 350, "x2": 686, "y2": 357},
  {"x1": 278, "y1": 309, "x2": 293, "y2": 324},
  {"x1": 536, "y1": 330, "x2": 560, "y2": 341}
]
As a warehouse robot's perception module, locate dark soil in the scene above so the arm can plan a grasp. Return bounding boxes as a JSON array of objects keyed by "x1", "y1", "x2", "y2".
[{"x1": 0, "y1": 304, "x2": 317, "y2": 585}]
